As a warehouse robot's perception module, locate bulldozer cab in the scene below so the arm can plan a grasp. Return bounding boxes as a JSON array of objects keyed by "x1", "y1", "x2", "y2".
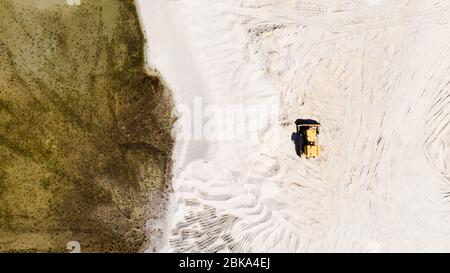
[{"x1": 295, "y1": 121, "x2": 320, "y2": 159}]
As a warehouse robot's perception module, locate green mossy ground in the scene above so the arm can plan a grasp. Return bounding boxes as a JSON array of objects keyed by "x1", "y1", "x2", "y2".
[{"x1": 0, "y1": 0, "x2": 174, "y2": 252}]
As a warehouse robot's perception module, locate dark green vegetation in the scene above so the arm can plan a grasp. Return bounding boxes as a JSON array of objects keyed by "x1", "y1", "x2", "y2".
[{"x1": 0, "y1": 0, "x2": 174, "y2": 252}]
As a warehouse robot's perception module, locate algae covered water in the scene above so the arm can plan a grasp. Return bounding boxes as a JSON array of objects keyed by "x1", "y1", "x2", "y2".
[{"x1": 0, "y1": 0, "x2": 174, "y2": 252}]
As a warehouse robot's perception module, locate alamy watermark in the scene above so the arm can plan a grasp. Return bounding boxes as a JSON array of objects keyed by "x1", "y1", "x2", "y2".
[
  {"x1": 66, "y1": 0, "x2": 81, "y2": 6},
  {"x1": 174, "y1": 97, "x2": 280, "y2": 145},
  {"x1": 66, "y1": 241, "x2": 81, "y2": 253}
]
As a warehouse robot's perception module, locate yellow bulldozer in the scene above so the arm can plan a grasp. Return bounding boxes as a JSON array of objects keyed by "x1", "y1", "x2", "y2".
[{"x1": 294, "y1": 119, "x2": 320, "y2": 159}]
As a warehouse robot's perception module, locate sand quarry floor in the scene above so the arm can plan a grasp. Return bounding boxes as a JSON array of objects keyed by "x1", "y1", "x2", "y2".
[{"x1": 138, "y1": 0, "x2": 450, "y2": 252}]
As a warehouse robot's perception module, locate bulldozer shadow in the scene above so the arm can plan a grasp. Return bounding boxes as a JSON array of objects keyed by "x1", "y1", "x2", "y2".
[{"x1": 291, "y1": 132, "x2": 303, "y2": 157}]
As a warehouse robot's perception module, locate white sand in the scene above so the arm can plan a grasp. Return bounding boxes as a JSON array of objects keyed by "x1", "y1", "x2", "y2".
[{"x1": 137, "y1": 0, "x2": 450, "y2": 252}]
